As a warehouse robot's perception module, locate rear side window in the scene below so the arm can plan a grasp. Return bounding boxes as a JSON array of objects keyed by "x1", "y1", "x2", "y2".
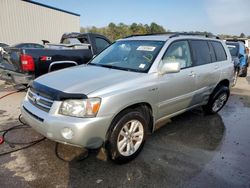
[
  {"x1": 190, "y1": 40, "x2": 211, "y2": 65},
  {"x1": 208, "y1": 42, "x2": 216, "y2": 62},
  {"x1": 226, "y1": 42, "x2": 239, "y2": 57},
  {"x1": 211, "y1": 41, "x2": 227, "y2": 61}
]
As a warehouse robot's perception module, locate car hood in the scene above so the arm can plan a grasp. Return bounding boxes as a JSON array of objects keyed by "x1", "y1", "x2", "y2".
[{"x1": 34, "y1": 65, "x2": 143, "y2": 95}]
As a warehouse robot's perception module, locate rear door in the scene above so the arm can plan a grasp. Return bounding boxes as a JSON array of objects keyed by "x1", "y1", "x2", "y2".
[
  {"x1": 157, "y1": 40, "x2": 197, "y2": 118},
  {"x1": 189, "y1": 40, "x2": 221, "y2": 104},
  {"x1": 211, "y1": 41, "x2": 233, "y2": 83}
]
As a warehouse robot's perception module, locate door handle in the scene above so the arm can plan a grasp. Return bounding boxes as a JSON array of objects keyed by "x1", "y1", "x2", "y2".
[{"x1": 214, "y1": 65, "x2": 219, "y2": 69}]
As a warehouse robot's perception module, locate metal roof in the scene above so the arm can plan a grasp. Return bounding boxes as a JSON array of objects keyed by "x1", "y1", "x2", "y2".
[{"x1": 22, "y1": 0, "x2": 80, "y2": 16}]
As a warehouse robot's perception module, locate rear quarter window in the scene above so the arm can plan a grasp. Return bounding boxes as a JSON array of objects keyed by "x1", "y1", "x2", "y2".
[
  {"x1": 190, "y1": 40, "x2": 211, "y2": 66},
  {"x1": 211, "y1": 41, "x2": 227, "y2": 61}
]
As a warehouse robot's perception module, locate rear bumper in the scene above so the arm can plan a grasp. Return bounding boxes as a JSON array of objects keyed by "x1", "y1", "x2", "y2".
[{"x1": 0, "y1": 68, "x2": 33, "y2": 85}]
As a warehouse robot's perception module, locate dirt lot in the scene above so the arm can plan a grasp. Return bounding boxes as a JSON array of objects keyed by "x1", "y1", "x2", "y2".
[{"x1": 0, "y1": 71, "x2": 250, "y2": 188}]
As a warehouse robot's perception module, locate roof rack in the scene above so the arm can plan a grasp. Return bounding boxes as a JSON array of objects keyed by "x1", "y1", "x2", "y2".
[
  {"x1": 123, "y1": 32, "x2": 172, "y2": 38},
  {"x1": 124, "y1": 32, "x2": 220, "y2": 39},
  {"x1": 169, "y1": 32, "x2": 220, "y2": 39}
]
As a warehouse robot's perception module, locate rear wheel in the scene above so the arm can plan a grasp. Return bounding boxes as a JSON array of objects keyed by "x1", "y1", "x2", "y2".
[
  {"x1": 107, "y1": 109, "x2": 147, "y2": 164},
  {"x1": 239, "y1": 66, "x2": 247, "y2": 77},
  {"x1": 203, "y1": 86, "x2": 229, "y2": 115}
]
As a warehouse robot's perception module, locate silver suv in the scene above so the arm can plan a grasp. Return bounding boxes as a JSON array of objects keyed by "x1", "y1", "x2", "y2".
[{"x1": 21, "y1": 34, "x2": 234, "y2": 163}]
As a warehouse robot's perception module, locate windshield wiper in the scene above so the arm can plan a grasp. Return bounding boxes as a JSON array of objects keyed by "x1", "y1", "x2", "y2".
[
  {"x1": 89, "y1": 63, "x2": 120, "y2": 70},
  {"x1": 89, "y1": 63, "x2": 143, "y2": 73}
]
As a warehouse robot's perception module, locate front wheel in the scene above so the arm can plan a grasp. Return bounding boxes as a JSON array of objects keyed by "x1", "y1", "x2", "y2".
[
  {"x1": 203, "y1": 86, "x2": 230, "y2": 115},
  {"x1": 107, "y1": 110, "x2": 147, "y2": 164}
]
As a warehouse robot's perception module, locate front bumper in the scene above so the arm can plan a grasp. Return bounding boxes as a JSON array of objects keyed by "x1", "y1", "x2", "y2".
[
  {"x1": 21, "y1": 97, "x2": 113, "y2": 149},
  {"x1": 0, "y1": 68, "x2": 33, "y2": 85}
]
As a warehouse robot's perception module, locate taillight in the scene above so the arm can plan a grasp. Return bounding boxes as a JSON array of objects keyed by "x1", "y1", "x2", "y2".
[{"x1": 21, "y1": 54, "x2": 35, "y2": 71}]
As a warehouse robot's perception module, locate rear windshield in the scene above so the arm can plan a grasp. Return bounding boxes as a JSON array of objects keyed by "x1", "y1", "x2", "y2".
[
  {"x1": 226, "y1": 42, "x2": 239, "y2": 57},
  {"x1": 62, "y1": 37, "x2": 88, "y2": 44}
]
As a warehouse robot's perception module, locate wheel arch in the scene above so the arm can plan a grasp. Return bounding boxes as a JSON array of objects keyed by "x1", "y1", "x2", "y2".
[
  {"x1": 105, "y1": 102, "x2": 154, "y2": 142},
  {"x1": 215, "y1": 79, "x2": 230, "y2": 90}
]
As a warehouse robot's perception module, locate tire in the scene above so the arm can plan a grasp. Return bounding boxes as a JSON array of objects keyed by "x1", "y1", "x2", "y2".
[
  {"x1": 239, "y1": 66, "x2": 247, "y2": 77},
  {"x1": 203, "y1": 86, "x2": 230, "y2": 115},
  {"x1": 232, "y1": 69, "x2": 239, "y2": 87},
  {"x1": 107, "y1": 109, "x2": 148, "y2": 164}
]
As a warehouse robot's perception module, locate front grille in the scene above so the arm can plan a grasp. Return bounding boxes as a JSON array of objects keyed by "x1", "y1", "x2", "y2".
[{"x1": 27, "y1": 89, "x2": 54, "y2": 112}]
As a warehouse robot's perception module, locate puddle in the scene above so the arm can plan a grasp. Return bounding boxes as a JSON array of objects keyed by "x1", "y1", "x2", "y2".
[{"x1": 2, "y1": 151, "x2": 37, "y2": 181}]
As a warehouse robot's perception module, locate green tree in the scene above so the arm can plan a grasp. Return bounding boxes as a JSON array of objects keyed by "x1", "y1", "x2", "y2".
[
  {"x1": 149, "y1": 22, "x2": 166, "y2": 33},
  {"x1": 79, "y1": 22, "x2": 167, "y2": 41},
  {"x1": 240, "y1": 33, "x2": 246, "y2": 38}
]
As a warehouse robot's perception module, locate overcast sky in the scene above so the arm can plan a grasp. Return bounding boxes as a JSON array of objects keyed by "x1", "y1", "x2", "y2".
[{"x1": 36, "y1": 0, "x2": 250, "y2": 36}]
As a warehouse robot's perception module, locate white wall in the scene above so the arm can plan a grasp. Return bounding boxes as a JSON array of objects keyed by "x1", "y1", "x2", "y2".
[{"x1": 0, "y1": 0, "x2": 80, "y2": 45}]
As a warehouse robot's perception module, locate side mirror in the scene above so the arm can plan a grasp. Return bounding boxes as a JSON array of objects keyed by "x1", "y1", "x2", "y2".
[{"x1": 159, "y1": 60, "x2": 181, "y2": 75}]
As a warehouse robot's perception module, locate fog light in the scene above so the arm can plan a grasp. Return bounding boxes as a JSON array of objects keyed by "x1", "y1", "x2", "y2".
[{"x1": 61, "y1": 128, "x2": 74, "y2": 140}]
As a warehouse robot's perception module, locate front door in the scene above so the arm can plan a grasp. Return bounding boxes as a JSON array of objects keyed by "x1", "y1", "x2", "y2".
[{"x1": 157, "y1": 40, "x2": 196, "y2": 119}]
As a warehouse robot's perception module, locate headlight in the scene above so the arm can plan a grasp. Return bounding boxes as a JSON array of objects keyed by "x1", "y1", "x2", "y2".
[{"x1": 59, "y1": 98, "x2": 101, "y2": 118}]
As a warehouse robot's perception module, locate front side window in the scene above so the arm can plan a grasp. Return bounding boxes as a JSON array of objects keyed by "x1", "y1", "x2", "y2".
[
  {"x1": 162, "y1": 40, "x2": 192, "y2": 69},
  {"x1": 90, "y1": 40, "x2": 164, "y2": 72},
  {"x1": 95, "y1": 38, "x2": 110, "y2": 53}
]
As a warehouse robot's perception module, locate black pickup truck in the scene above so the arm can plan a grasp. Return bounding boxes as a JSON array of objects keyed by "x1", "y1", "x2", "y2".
[{"x1": 0, "y1": 33, "x2": 111, "y2": 85}]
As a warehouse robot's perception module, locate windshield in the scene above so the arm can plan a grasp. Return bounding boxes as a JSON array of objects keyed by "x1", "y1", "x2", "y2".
[
  {"x1": 226, "y1": 43, "x2": 239, "y2": 57},
  {"x1": 89, "y1": 40, "x2": 164, "y2": 72}
]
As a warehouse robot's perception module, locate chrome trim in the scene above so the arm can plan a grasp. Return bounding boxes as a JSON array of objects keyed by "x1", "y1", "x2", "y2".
[
  {"x1": 28, "y1": 89, "x2": 53, "y2": 103},
  {"x1": 28, "y1": 89, "x2": 54, "y2": 112},
  {"x1": 48, "y1": 61, "x2": 78, "y2": 72}
]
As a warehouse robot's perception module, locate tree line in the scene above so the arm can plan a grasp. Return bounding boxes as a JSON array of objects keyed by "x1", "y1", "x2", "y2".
[
  {"x1": 80, "y1": 23, "x2": 250, "y2": 41},
  {"x1": 80, "y1": 22, "x2": 167, "y2": 41}
]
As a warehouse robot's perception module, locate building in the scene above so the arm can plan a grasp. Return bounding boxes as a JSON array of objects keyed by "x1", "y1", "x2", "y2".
[{"x1": 0, "y1": 0, "x2": 80, "y2": 45}]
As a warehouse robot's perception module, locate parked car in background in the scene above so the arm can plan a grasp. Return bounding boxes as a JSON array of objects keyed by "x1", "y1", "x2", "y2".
[
  {"x1": 9, "y1": 43, "x2": 44, "y2": 49},
  {"x1": 0, "y1": 42, "x2": 9, "y2": 48},
  {"x1": 21, "y1": 33, "x2": 234, "y2": 163},
  {"x1": 0, "y1": 33, "x2": 111, "y2": 85},
  {"x1": 0, "y1": 43, "x2": 9, "y2": 64},
  {"x1": 226, "y1": 41, "x2": 248, "y2": 82}
]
